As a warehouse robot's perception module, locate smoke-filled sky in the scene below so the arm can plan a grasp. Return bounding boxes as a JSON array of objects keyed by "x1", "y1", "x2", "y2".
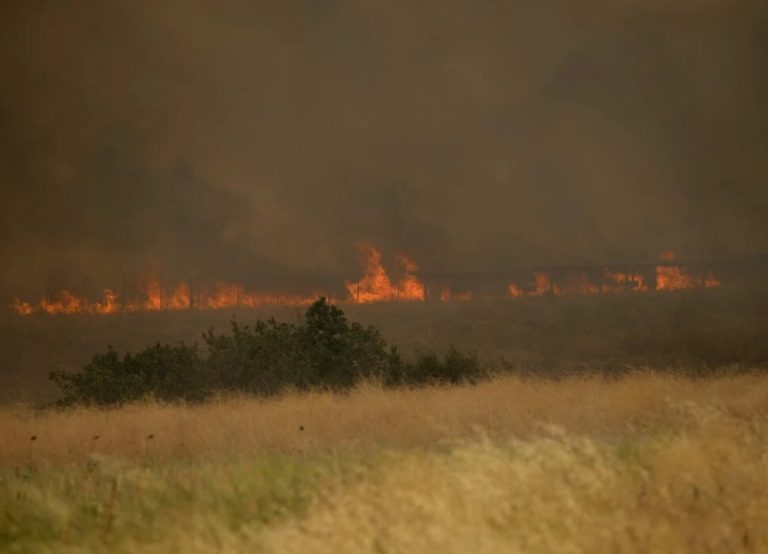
[{"x1": 1, "y1": 0, "x2": 767, "y2": 295}]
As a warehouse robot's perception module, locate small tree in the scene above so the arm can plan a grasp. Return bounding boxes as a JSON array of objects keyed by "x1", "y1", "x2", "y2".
[{"x1": 297, "y1": 298, "x2": 401, "y2": 388}]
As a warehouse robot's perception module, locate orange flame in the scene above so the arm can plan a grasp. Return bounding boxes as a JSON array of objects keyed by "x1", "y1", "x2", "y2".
[
  {"x1": 603, "y1": 271, "x2": 649, "y2": 293},
  {"x1": 507, "y1": 284, "x2": 525, "y2": 298},
  {"x1": 509, "y1": 272, "x2": 605, "y2": 297},
  {"x1": 167, "y1": 282, "x2": 192, "y2": 310},
  {"x1": 138, "y1": 274, "x2": 163, "y2": 311},
  {"x1": 15, "y1": 288, "x2": 123, "y2": 315},
  {"x1": 197, "y1": 283, "x2": 316, "y2": 310},
  {"x1": 345, "y1": 242, "x2": 425, "y2": 303},
  {"x1": 529, "y1": 272, "x2": 555, "y2": 296},
  {"x1": 97, "y1": 289, "x2": 121, "y2": 314},
  {"x1": 505, "y1": 251, "x2": 719, "y2": 298},
  {"x1": 10, "y1": 245, "x2": 725, "y2": 315},
  {"x1": 655, "y1": 251, "x2": 721, "y2": 291},
  {"x1": 396, "y1": 254, "x2": 426, "y2": 301},
  {"x1": 200, "y1": 282, "x2": 240, "y2": 310},
  {"x1": 12, "y1": 299, "x2": 34, "y2": 315},
  {"x1": 12, "y1": 282, "x2": 317, "y2": 315}
]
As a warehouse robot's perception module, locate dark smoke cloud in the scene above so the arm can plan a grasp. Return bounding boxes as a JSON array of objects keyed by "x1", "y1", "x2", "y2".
[{"x1": 1, "y1": 0, "x2": 767, "y2": 297}]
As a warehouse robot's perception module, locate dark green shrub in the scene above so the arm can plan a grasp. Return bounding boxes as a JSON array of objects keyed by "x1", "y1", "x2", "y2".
[
  {"x1": 50, "y1": 343, "x2": 208, "y2": 406},
  {"x1": 200, "y1": 298, "x2": 405, "y2": 393},
  {"x1": 397, "y1": 347, "x2": 486, "y2": 386},
  {"x1": 49, "y1": 298, "x2": 485, "y2": 406},
  {"x1": 202, "y1": 318, "x2": 298, "y2": 396}
]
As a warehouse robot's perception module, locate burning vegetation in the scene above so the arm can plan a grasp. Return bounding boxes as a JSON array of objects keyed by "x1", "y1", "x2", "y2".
[
  {"x1": 505, "y1": 250, "x2": 721, "y2": 298},
  {"x1": 11, "y1": 244, "x2": 721, "y2": 316},
  {"x1": 345, "y1": 242, "x2": 425, "y2": 303}
]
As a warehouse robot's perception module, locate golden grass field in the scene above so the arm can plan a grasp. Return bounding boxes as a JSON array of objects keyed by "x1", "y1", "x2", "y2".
[{"x1": 3, "y1": 372, "x2": 768, "y2": 553}]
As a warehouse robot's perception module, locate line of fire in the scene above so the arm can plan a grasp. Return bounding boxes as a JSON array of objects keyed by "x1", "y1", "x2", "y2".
[{"x1": 11, "y1": 243, "x2": 768, "y2": 316}]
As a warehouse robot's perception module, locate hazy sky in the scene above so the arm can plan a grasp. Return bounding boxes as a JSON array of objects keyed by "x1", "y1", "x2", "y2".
[{"x1": 2, "y1": 0, "x2": 767, "y2": 295}]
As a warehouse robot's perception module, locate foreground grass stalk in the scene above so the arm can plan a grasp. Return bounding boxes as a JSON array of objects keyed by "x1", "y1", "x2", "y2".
[{"x1": 2, "y1": 373, "x2": 768, "y2": 553}]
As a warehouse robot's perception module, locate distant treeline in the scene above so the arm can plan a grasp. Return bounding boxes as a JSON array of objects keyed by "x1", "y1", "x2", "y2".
[{"x1": 50, "y1": 298, "x2": 485, "y2": 406}]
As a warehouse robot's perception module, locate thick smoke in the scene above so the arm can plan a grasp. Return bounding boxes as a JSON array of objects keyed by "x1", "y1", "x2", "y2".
[{"x1": 1, "y1": 0, "x2": 767, "y2": 299}]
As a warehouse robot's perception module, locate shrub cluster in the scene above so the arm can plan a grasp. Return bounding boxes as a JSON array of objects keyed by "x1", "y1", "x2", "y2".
[{"x1": 50, "y1": 298, "x2": 485, "y2": 406}]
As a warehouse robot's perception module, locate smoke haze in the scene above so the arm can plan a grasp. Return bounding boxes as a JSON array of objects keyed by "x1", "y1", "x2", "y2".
[{"x1": 2, "y1": 0, "x2": 767, "y2": 297}]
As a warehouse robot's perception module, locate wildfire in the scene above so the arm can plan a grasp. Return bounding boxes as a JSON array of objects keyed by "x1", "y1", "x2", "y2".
[
  {"x1": 126, "y1": 277, "x2": 191, "y2": 312},
  {"x1": 655, "y1": 250, "x2": 721, "y2": 291},
  {"x1": 603, "y1": 271, "x2": 649, "y2": 293},
  {"x1": 529, "y1": 272, "x2": 555, "y2": 297},
  {"x1": 13, "y1": 278, "x2": 317, "y2": 316},
  {"x1": 344, "y1": 242, "x2": 425, "y2": 303},
  {"x1": 507, "y1": 284, "x2": 524, "y2": 299},
  {"x1": 12, "y1": 299, "x2": 34, "y2": 316},
  {"x1": 11, "y1": 246, "x2": 725, "y2": 316},
  {"x1": 197, "y1": 283, "x2": 316, "y2": 310},
  {"x1": 13, "y1": 288, "x2": 123, "y2": 316},
  {"x1": 505, "y1": 251, "x2": 721, "y2": 298}
]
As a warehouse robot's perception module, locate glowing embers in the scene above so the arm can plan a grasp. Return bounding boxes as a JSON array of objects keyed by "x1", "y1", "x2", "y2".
[
  {"x1": 508, "y1": 271, "x2": 599, "y2": 298},
  {"x1": 13, "y1": 289, "x2": 122, "y2": 315},
  {"x1": 529, "y1": 272, "x2": 555, "y2": 297},
  {"x1": 345, "y1": 242, "x2": 425, "y2": 303},
  {"x1": 655, "y1": 250, "x2": 721, "y2": 291},
  {"x1": 505, "y1": 251, "x2": 721, "y2": 298},
  {"x1": 603, "y1": 271, "x2": 649, "y2": 293},
  {"x1": 196, "y1": 283, "x2": 316, "y2": 310},
  {"x1": 507, "y1": 284, "x2": 525, "y2": 299}
]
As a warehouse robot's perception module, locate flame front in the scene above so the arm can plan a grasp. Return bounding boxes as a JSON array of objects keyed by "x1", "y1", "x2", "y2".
[
  {"x1": 506, "y1": 251, "x2": 721, "y2": 299},
  {"x1": 528, "y1": 272, "x2": 555, "y2": 297},
  {"x1": 395, "y1": 254, "x2": 426, "y2": 301},
  {"x1": 655, "y1": 251, "x2": 721, "y2": 291},
  {"x1": 603, "y1": 271, "x2": 649, "y2": 293},
  {"x1": 345, "y1": 242, "x2": 425, "y2": 303},
  {"x1": 507, "y1": 284, "x2": 524, "y2": 298},
  {"x1": 16, "y1": 288, "x2": 123, "y2": 315},
  {"x1": 11, "y1": 246, "x2": 725, "y2": 315}
]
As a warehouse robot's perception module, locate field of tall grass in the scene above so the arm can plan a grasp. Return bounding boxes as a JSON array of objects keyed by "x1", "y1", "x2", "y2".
[{"x1": 3, "y1": 372, "x2": 768, "y2": 553}]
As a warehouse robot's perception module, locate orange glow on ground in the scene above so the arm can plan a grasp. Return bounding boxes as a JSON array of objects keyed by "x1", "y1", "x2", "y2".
[{"x1": 12, "y1": 247, "x2": 724, "y2": 315}]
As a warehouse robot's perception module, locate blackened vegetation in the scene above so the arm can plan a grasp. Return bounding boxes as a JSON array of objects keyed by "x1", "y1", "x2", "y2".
[{"x1": 50, "y1": 298, "x2": 485, "y2": 406}]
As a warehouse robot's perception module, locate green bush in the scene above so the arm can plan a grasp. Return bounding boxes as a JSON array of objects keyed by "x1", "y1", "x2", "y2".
[
  {"x1": 202, "y1": 318, "x2": 298, "y2": 396},
  {"x1": 200, "y1": 298, "x2": 404, "y2": 393},
  {"x1": 402, "y1": 347, "x2": 486, "y2": 386},
  {"x1": 49, "y1": 298, "x2": 486, "y2": 406},
  {"x1": 50, "y1": 343, "x2": 209, "y2": 406}
]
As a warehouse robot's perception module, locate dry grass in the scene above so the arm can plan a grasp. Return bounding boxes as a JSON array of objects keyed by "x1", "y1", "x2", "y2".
[
  {"x1": 2, "y1": 371, "x2": 768, "y2": 466},
  {"x1": 3, "y1": 372, "x2": 768, "y2": 553},
  {"x1": 263, "y1": 405, "x2": 768, "y2": 554}
]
